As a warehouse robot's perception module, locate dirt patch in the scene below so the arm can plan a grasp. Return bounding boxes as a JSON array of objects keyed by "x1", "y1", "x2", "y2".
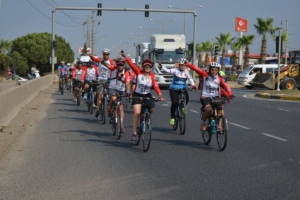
[
  {"x1": 259, "y1": 90, "x2": 300, "y2": 97},
  {"x1": 0, "y1": 79, "x2": 17, "y2": 93},
  {"x1": 0, "y1": 84, "x2": 56, "y2": 161}
]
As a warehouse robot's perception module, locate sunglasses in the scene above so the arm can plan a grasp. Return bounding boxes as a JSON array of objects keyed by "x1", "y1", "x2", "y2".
[
  {"x1": 117, "y1": 64, "x2": 124, "y2": 67},
  {"x1": 143, "y1": 65, "x2": 152, "y2": 69},
  {"x1": 103, "y1": 54, "x2": 109, "y2": 56}
]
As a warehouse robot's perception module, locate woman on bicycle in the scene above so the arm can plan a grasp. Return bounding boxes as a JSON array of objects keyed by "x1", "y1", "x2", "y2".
[
  {"x1": 158, "y1": 58, "x2": 196, "y2": 126},
  {"x1": 185, "y1": 61, "x2": 234, "y2": 131},
  {"x1": 120, "y1": 50, "x2": 164, "y2": 141}
]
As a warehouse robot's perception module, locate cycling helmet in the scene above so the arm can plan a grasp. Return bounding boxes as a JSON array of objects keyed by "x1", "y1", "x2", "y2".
[
  {"x1": 142, "y1": 58, "x2": 153, "y2": 68},
  {"x1": 209, "y1": 62, "x2": 221, "y2": 70},
  {"x1": 88, "y1": 59, "x2": 94, "y2": 65},
  {"x1": 67, "y1": 63, "x2": 70, "y2": 66},
  {"x1": 102, "y1": 49, "x2": 110, "y2": 54},
  {"x1": 116, "y1": 57, "x2": 125, "y2": 65},
  {"x1": 77, "y1": 61, "x2": 83, "y2": 65},
  {"x1": 178, "y1": 58, "x2": 186, "y2": 65}
]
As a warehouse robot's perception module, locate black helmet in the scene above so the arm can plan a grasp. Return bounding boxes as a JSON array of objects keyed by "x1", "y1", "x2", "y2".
[{"x1": 77, "y1": 61, "x2": 83, "y2": 65}]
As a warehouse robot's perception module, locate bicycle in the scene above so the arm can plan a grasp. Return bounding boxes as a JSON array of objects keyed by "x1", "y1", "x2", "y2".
[
  {"x1": 110, "y1": 93, "x2": 126, "y2": 140},
  {"x1": 132, "y1": 96, "x2": 159, "y2": 152},
  {"x1": 69, "y1": 78, "x2": 73, "y2": 92},
  {"x1": 86, "y1": 81, "x2": 99, "y2": 114},
  {"x1": 200, "y1": 97, "x2": 230, "y2": 151},
  {"x1": 98, "y1": 80, "x2": 110, "y2": 124},
  {"x1": 60, "y1": 75, "x2": 68, "y2": 95},
  {"x1": 172, "y1": 89, "x2": 189, "y2": 135},
  {"x1": 73, "y1": 80, "x2": 82, "y2": 106}
]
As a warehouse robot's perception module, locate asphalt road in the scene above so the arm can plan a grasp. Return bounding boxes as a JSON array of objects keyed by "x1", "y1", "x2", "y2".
[{"x1": 1, "y1": 87, "x2": 300, "y2": 200}]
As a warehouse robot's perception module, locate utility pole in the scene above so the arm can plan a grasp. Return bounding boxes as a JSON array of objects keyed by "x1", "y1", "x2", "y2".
[
  {"x1": 281, "y1": 20, "x2": 288, "y2": 65},
  {"x1": 91, "y1": 11, "x2": 95, "y2": 54},
  {"x1": 84, "y1": 12, "x2": 101, "y2": 54},
  {"x1": 86, "y1": 15, "x2": 90, "y2": 48}
]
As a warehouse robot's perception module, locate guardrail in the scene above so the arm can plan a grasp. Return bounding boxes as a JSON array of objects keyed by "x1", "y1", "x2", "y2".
[{"x1": 0, "y1": 75, "x2": 57, "y2": 126}]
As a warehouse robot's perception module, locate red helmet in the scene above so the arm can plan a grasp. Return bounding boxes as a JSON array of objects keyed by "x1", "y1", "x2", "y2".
[
  {"x1": 116, "y1": 57, "x2": 125, "y2": 65},
  {"x1": 142, "y1": 58, "x2": 153, "y2": 68}
]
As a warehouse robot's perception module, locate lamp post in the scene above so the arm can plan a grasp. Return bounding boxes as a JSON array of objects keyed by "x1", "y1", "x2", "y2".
[
  {"x1": 149, "y1": 18, "x2": 177, "y2": 34},
  {"x1": 139, "y1": 26, "x2": 161, "y2": 39},
  {"x1": 131, "y1": 33, "x2": 145, "y2": 44},
  {"x1": 168, "y1": 5, "x2": 202, "y2": 36}
]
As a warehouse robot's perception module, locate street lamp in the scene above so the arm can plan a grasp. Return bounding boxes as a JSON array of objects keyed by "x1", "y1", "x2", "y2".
[
  {"x1": 131, "y1": 33, "x2": 146, "y2": 44},
  {"x1": 139, "y1": 26, "x2": 161, "y2": 38},
  {"x1": 168, "y1": 5, "x2": 202, "y2": 36},
  {"x1": 149, "y1": 18, "x2": 177, "y2": 34}
]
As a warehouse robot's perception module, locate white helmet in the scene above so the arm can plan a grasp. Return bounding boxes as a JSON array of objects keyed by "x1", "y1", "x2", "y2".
[
  {"x1": 209, "y1": 62, "x2": 221, "y2": 69},
  {"x1": 67, "y1": 63, "x2": 71, "y2": 66},
  {"x1": 102, "y1": 49, "x2": 110, "y2": 54},
  {"x1": 178, "y1": 58, "x2": 186, "y2": 65}
]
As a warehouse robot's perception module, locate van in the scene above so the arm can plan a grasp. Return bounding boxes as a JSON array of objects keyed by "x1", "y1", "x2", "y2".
[
  {"x1": 79, "y1": 55, "x2": 90, "y2": 67},
  {"x1": 237, "y1": 64, "x2": 278, "y2": 89}
]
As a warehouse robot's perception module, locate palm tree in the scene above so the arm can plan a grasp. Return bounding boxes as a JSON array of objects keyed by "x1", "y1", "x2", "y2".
[
  {"x1": 195, "y1": 43, "x2": 203, "y2": 67},
  {"x1": 0, "y1": 39, "x2": 11, "y2": 55},
  {"x1": 239, "y1": 34, "x2": 255, "y2": 67},
  {"x1": 215, "y1": 33, "x2": 234, "y2": 70},
  {"x1": 254, "y1": 17, "x2": 281, "y2": 64},
  {"x1": 230, "y1": 39, "x2": 242, "y2": 73},
  {"x1": 201, "y1": 40, "x2": 212, "y2": 68},
  {"x1": 272, "y1": 31, "x2": 288, "y2": 64}
]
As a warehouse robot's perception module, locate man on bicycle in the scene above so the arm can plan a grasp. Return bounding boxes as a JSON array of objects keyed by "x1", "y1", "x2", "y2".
[
  {"x1": 89, "y1": 49, "x2": 115, "y2": 118},
  {"x1": 158, "y1": 58, "x2": 197, "y2": 126},
  {"x1": 120, "y1": 50, "x2": 164, "y2": 141},
  {"x1": 82, "y1": 60, "x2": 99, "y2": 106},
  {"x1": 72, "y1": 61, "x2": 85, "y2": 102},
  {"x1": 57, "y1": 61, "x2": 69, "y2": 91},
  {"x1": 103, "y1": 57, "x2": 130, "y2": 133},
  {"x1": 185, "y1": 61, "x2": 234, "y2": 131}
]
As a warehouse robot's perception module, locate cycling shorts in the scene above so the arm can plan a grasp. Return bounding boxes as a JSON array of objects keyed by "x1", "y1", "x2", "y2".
[
  {"x1": 131, "y1": 92, "x2": 155, "y2": 109},
  {"x1": 200, "y1": 97, "x2": 222, "y2": 110},
  {"x1": 96, "y1": 80, "x2": 108, "y2": 93},
  {"x1": 84, "y1": 80, "x2": 97, "y2": 91},
  {"x1": 73, "y1": 80, "x2": 82, "y2": 88},
  {"x1": 59, "y1": 74, "x2": 67, "y2": 80}
]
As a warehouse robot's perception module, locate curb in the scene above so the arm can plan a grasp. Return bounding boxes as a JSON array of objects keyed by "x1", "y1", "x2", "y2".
[{"x1": 255, "y1": 93, "x2": 300, "y2": 101}]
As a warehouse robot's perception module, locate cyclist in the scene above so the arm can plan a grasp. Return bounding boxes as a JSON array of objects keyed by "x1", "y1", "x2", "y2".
[
  {"x1": 120, "y1": 50, "x2": 164, "y2": 141},
  {"x1": 82, "y1": 60, "x2": 99, "y2": 106},
  {"x1": 102, "y1": 57, "x2": 130, "y2": 133},
  {"x1": 90, "y1": 49, "x2": 115, "y2": 118},
  {"x1": 57, "y1": 61, "x2": 69, "y2": 91},
  {"x1": 158, "y1": 58, "x2": 197, "y2": 126},
  {"x1": 72, "y1": 61, "x2": 85, "y2": 102},
  {"x1": 185, "y1": 61, "x2": 233, "y2": 131}
]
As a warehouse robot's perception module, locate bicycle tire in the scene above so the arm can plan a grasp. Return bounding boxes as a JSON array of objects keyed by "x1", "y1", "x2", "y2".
[
  {"x1": 77, "y1": 88, "x2": 81, "y2": 106},
  {"x1": 178, "y1": 103, "x2": 186, "y2": 135},
  {"x1": 115, "y1": 106, "x2": 121, "y2": 140},
  {"x1": 172, "y1": 109, "x2": 178, "y2": 131},
  {"x1": 111, "y1": 112, "x2": 116, "y2": 136},
  {"x1": 89, "y1": 92, "x2": 93, "y2": 114},
  {"x1": 201, "y1": 110, "x2": 212, "y2": 145},
  {"x1": 70, "y1": 80, "x2": 73, "y2": 92},
  {"x1": 133, "y1": 126, "x2": 141, "y2": 146},
  {"x1": 216, "y1": 115, "x2": 227, "y2": 151},
  {"x1": 101, "y1": 96, "x2": 106, "y2": 124},
  {"x1": 142, "y1": 113, "x2": 151, "y2": 152},
  {"x1": 61, "y1": 79, "x2": 64, "y2": 95}
]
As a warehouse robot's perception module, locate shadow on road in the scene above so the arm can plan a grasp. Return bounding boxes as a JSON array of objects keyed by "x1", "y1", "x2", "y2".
[{"x1": 49, "y1": 116, "x2": 100, "y2": 124}]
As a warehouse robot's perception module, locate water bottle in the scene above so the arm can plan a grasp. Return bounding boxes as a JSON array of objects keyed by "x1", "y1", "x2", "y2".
[{"x1": 211, "y1": 119, "x2": 216, "y2": 134}]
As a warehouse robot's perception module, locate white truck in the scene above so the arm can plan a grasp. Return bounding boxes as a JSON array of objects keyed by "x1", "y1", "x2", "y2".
[
  {"x1": 145, "y1": 34, "x2": 186, "y2": 86},
  {"x1": 135, "y1": 42, "x2": 150, "y2": 65}
]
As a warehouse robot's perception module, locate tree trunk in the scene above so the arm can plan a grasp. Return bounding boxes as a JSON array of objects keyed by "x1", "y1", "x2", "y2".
[
  {"x1": 260, "y1": 35, "x2": 267, "y2": 64},
  {"x1": 244, "y1": 46, "x2": 249, "y2": 67},
  {"x1": 222, "y1": 48, "x2": 226, "y2": 70}
]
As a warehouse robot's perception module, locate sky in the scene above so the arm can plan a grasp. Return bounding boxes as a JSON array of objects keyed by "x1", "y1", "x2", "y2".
[{"x1": 0, "y1": 0, "x2": 300, "y2": 59}]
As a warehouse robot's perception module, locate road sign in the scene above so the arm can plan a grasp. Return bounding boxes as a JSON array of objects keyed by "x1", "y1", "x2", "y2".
[
  {"x1": 50, "y1": 57, "x2": 57, "y2": 64},
  {"x1": 79, "y1": 47, "x2": 91, "y2": 55},
  {"x1": 235, "y1": 17, "x2": 248, "y2": 32}
]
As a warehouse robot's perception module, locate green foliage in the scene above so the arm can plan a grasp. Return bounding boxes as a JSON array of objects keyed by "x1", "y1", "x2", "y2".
[
  {"x1": 0, "y1": 39, "x2": 11, "y2": 55},
  {"x1": 10, "y1": 52, "x2": 28, "y2": 76},
  {"x1": 227, "y1": 74, "x2": 238, "y2": 81},
  {"x1": 0, "y1": 54, "x2": 10, "y2": 75},
  {"x1": 10, "y1": 32, "x2": 74, "y2": 74}
]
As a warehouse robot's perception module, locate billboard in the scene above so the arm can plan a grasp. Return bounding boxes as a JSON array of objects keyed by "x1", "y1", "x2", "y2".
[{"x1": 235, "y1": 17, "x2": 248, "y2": 32}]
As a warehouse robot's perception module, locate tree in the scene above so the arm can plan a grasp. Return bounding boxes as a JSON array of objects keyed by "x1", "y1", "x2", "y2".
[
  {"x1": 254, "y1": 17, "x2": 281, "y2": 64},
  {"x1": 0, "y1": 39, "x2": 11, "y2": 55},
  {"x1": 10, "y1": 52, "x2": 28, "y2": 76},
  {"x1": 239, "y1": 34, "x2": 255, "y2": 67},
  {"x1": 230, "y1": 39, "x2": 242, "y2": 74},
  {"x1": 272, "y1": 31, "x2": 288, "y2": 63},
  {"x1": 10, "y1": 32, "x2": 74, "y2": 74},
  {"x1": 200, "y1": 40, "x2": 212, "y2": 68},
  {"x1": 0, "y1": 54, "x2": 10, "y2": 75},
  {"x1": 215, "y1": 33, "x2": 234, "y2": 70}
]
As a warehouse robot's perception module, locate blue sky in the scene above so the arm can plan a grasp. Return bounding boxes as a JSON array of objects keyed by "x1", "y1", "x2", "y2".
[{"x1": 0, "y1": 0, "x2": 299, "y2": 59}]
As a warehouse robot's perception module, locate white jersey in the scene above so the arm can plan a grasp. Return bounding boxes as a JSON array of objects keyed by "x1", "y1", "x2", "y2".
[
  {"x1": 201, "y1": 75, "x2": 220, "y2": 98},
  {"x1": 161, "y1": 67, "x2": 195, "y2": 90},
  {"x1": 75, "y1": 69, "x2": 83, "y2": 80},
  {"x1": 135, "y1": 74, "x2": 153, "y2": 94},
  {"x1": 85, "y1": 67, "x2": 97, "y2": 81},
  {"x1": 109, "y1": 69, "x2": 127, "y2": 91},
  {"x1": 98, "y1": 60, "x2": 111, "y2": 80}
]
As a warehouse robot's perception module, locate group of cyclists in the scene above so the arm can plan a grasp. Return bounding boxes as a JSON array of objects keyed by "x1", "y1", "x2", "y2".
[{"x1": 57, "y1": 48, "x2": 234, "y2": 142}]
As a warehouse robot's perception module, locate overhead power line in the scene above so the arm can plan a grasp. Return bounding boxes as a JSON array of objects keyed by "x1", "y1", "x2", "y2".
[
  {"x1": 25, "y1": 0, "x2": 81, "y2": 27},
  {"x1": 49, "y1": 0, "x2": 85, "y2": 23}
]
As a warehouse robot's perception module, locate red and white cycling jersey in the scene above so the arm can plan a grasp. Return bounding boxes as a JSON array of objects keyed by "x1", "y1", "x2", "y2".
[
  {"x1": 90, "y1": 56, "x2": 114, "y2": 80},
  {"x1": 72, "y1": 67, "x2": 84, "y2": 80},
  {"x1": 82, "y1": 66, "x2": 99, "y2": 81},
  {"x1": 125, "y1": 57, "x2": 161, "y2": 95},
  {"x1": 108, "y1": 67, "x2": 130, "y2": 91}
]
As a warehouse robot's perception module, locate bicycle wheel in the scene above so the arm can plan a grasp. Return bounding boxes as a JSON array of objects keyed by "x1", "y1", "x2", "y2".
[
  {"x1": 70, "y1": 80, "x2": 73, "y2": 92},
  {"x1": 133, "y1": 116, "x2": 142, "y2": 146},
  {"x1": 115, "y1": 106, "x2": 121, "y2": 140},
  {"x1": 142, "y1": 114, "x2": 151, "y2": 152},
  {"x1": 178, "y1": 103, "x2": 186, "y2": 135},
  {"x1": 172, "y1": 109, "x2": 178, "y2": 131},
  {"x1": 216, "y1": 115, "x2": 227, "y2": 151},
  {"x1": 77, "y1": 88, "x2": 81, "y2": 106},
  {"x1": 89, "y1": 92, "x2": 93, "y2": 114},
  {"x1": 61, "y1": 80, "x2": 64, "y2": 95},
  {"x1": 201, "y1": 110, "x2": 212, "y2": 145},
  {"x1": 101, "y1": 96, "x2": 106, "y2": 124}
]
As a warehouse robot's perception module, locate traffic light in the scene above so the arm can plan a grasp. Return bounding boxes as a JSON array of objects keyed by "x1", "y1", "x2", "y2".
[
  {"x1": 214, "y1": 45, "x2": 219, "y2": 56},
  {"x1": 145, "y1": 4, "x2": 149, "y2": 17},
  {"x1": 276, "y1": 36, "x2": 283, "y2": 53},
  {"x1": 97, "y1": 3, "x2": 102, "y2": 16},
  {"x1": 52, "y1": 40, "x2": 57, "y2": 49}
]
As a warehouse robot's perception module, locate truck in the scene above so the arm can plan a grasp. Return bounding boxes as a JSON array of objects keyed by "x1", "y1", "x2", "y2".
[
  {"x1": 135, "y1": 42, "x2": 150, "y2": 65},
  {"x1": 137, "y1": 34, "x2": 186, "y2": 87}
]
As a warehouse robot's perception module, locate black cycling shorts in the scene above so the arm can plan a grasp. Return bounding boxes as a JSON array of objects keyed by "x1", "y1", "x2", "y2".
[
  {"x1": 131, "y1": 92, "x2": 155, "y2": 109},
  {"x1": 84, "y1": 80, "x2": 97, "y2": 91},
  {"x1": 200, "y1": 97, "x2": 222, "y2": 110}
]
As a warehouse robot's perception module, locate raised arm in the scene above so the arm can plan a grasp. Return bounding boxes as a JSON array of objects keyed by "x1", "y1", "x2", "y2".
[
  {"x1": 124, "y1": 57, "x2": 139, "y2": 74},
  {"x1": 185, "y1": 62, "x2": 207, "y2": 78},
  {"x1": 90, "y1": 55, "x2": 101, "y2": 62}
]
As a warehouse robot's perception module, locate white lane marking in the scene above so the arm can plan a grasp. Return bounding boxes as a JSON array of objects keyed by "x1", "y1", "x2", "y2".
[
  {"x1": 190, "y1": 110, "x2": 198, "y2": 113},
  {"x1": 230, "y1": 123, "x2": 250, "y2": 129},
  {"x1": 262, "y1": 133, "x2": 288, "y2": 142},
  {"x1": 278, "y1": 108, "x2": 290, "y2": 112},
  {"x1": 161, "y1": 104, "x2": 169, "y2": 106},
  {"x1": 167, "y1": 101, "x2": 171, "y2": 104}
]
